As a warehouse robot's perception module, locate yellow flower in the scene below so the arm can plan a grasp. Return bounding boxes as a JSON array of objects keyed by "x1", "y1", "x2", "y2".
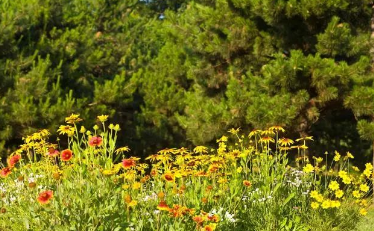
[
  {"x1": 335, "y1": 190, "x2": 344, "y2": 198},
  {"x1": 57, "y1": 125, "x2": 75, "y2": 135},
  {"x1": 65, "y1": 113, "x2": 82, "y2": 124},
  {"x1": 359, "y1": 184, "x2": 369, "y2": 193},
  {"x1": 342, "y1": 176, "x2": 351, "y2": 185},
  {"x1": 269, "y1": 126, "x2": 285, "y2": 133},
  {"x1": 330, "y1": 200, "x2": 341, "y2": 208},
  {"x1": 259, "y1": 136, "x2": 275, "y2": 143},
  {"x1": 79, "y1": 126, "x2": 86, "y2": 133},
  {"x1": 316, "y1": 194, "x2": 324, "y2": 203},
  {"x1": 316, "y1": 157, "x2": 323, "y2": 163},
  {"x1": 352, "y1": 166, "x2": 360, "y2": 172},
  {"x1": 328, "y1": 181, "x2": 339, "y2": 191},
  {"x1": 248, "y1": 129, "x2": 262, "y2": 138},
  {"x1": 310, "y1": 190, "x2": 319, "y2": 199},
  {"x1": 122, "y1": 184, "x2": 130, "y2": 190},
  {"x1": 128, "y1": 200, "x2": 137, "y2": 207},
  {"x1": 352, "y1": 190, "x2": 361, "y2": 199},
  {"x1": 216, "y1": 136, "x2": 228, "y2": 143},
  {"x1": 333, "y1": 151, "x2": 340, "y2": 161},
  {"x1": 295, "y1": 136, "x2": 314, "y2": 142},
  {"x1": 321, "y1": 200, "x2": 331, "y2": 209},
  {"x1": 228, "y1": 128, "x2": 240, "y2": 135},
  {"x1": 338, "y1": 171, "x2": 347, "y2": 178},
  {"x1": 360, "y1": 208, "x2": 368, "y2": 216},
  {"x1": 194, "y1": 146, "x2": 208, "y2": 154},
  {"x1": 360, "y1": 199, "x2": 368, "y2": 207},
  {"x1": 346, "y1": 152, "x2": 354, "y2": 159},
  {"x1": 97, "y1": 115, "x2": 109, "y2": 123},
  {"x1": 311, "y1": 202, "x2": 319, "y2": 209},
  {"x1": 236, "y1": 167, "x2": 243, "y2": 173},
  {"x1": 278, "y1": 138, "x2": 294, "y2": 146},
  {"x1": 114, "y1": 124, "x2": 121, "y2": 131},
  {"x1": 115, "y1": 146, "x2": 131, "y2": 154},
  {"x1": 132, "y1": 182, "x2": 142, "y2": 190},
  {"x1": 303, "y1": 164, "x2": 314, "y2": 173}
]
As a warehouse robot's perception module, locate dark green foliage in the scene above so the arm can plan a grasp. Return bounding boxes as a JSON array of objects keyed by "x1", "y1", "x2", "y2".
[{"x1": 0, "y1": 0, "x2": 373, "y2": 162}]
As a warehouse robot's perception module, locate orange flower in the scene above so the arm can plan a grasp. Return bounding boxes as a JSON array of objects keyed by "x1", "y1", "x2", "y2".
[
  {"x1": 157, "y1": 201, "x2": 170, "y2": 211},
  {"x1": 207, "y1": 214, "x2": 219, "y2": 222},
  {"x1": 202, "y1": 224, "x2": 216, "y2": 231},
  {"x1": 193, "y1": 215, "x2": 204, "y2": 224},
  {"x1": 61, "y1": 149, "x2": 73, "y2": 161},
  {"x1": 88, "y1": 136, "x2": 103, "y2": 147},
  {"x1": 122, "y1": 159, "x2": 136, "y2": 169},
  {"x1": 243, "y1": 180, "x2": 252, "y2": 187},
  {"x1": 163, "y1": 172, "x2": 175, "y2": 182},
  {"x1": 37, "y1": 190, "x2": 53, "y2": 204},
  {"x1": 0, "y1": 167, "x2": 11, "y2": 178},
  {"x1": 7, "y1": 154, "x2": 21, "y2": 167}
]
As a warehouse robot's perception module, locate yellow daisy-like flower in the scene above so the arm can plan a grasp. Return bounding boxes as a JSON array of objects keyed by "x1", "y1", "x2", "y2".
[
  {"x1": 330, "y1": 200, "x2": 341, "y2": 208},
  {"x1": 132, "y1": 182, "x2": 142, "y2": 190},
  {"x1": 278, "y1": 138, "x2": 294, "y2": 146},
  {"x1": 115, "y1": 146, "x2": 131, "y2": 154},
  {"x1": 228, "y1": 128, "x2": 240, "y2": 135},
  {"x1": 65, "y1": 113, "x2": 82, "y2": 124},
  {"x1": 346, "y1": 151, "x2": 354, "y2": 159},
  {"x1": 360, "y1": 208, "x2": 368, "y2": 216},
  {"x1": 310, "y1": 190, "x2": 319, "y2": 199},
  {"x1": 128, "y1": 200, "x2": 137, "y2": 207},
  {"x1": 303, "y1": 164, "x2": 314, "y2": 173},
  {"x1": 295, "y1": 136, "x2": 314, "y2": 142},
  {"x1": 352, "y1": 166, "x2": 360, "y2": 172},
  {"x1": 57, "y1": 125, "x2": 75, "y2": 135},
  {"x1": 352, "y1": 190, "x2": 361, "y2": 199},
  {"x1": 359, "y1": 184, "x2": 369, "y2": 193},
  {"x1": 194, "y1": 146, "x2": 208, "y2": 154},
  {"x1": 311, "y1": 202, "x2": 319, "y2": 209},
  {"x1": 342, "y1": 176, "x2": 351, "y2": 185},
  {"x1": 316, "y1": 194, "x2": 324, "y2": 203},
  {"x1": 333, "y1": 151, "x2": 340, "y2": 161},
  {"x1": 321, "y1": 200, "x2": 331, "y2": 209},
  {"x1": 269, "y1": 126, "x2": 285, "y2": 133},
  {"x1": 328, "y1": 181, "x2": 339, "y2": 191},
  {"x1": 97, "y1": 115, "x2": 109, "y2": 123},
  {"x1": 335, "y1": 190, "x2": 344, "y2": 198},
  {"x1": 338, "y1": 170, "x2": 347, "y2": 178},
  {"x1": 259, "y1": 136, "x2": 275, "y2": 144}
]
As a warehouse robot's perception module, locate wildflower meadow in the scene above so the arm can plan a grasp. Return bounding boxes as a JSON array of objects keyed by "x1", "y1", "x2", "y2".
[{"x1": 0, "y1": 114, "x2": 372, "y2": 231}]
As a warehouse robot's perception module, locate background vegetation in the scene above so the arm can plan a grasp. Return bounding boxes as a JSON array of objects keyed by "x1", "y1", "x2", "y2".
[{"x1": 1, "y1": 0, "x2": 374, "y2": 165}]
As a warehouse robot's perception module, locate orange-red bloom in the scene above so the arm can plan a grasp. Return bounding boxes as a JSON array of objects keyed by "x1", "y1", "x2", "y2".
[
  {"x1": 7, "y1": 155, "x2": 21, "y2": 167},
  {"x1": 61, "y1": 149, "x2": 73, "y2": 161},
  {"x1": 0, "y1": 167, "x2": 11, "y2": 178},
  {"x1": 37, "y1": 190, "x2": 53, "y2": 204},
  {"x1": 88, "y1": 136, "x2": 103, "y2": 147},
  {"x1": 243, "y1": 180, "x2": 252, "y2": 187},
  {"x1": 122, "y1": 159, "x2": 136, "y2": 169},
  {"x1": 157, "y1": 201, "x2": 170, "y2": 211}
]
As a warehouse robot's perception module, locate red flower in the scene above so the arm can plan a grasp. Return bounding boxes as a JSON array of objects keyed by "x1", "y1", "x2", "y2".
[
  {"x1": 0, "y1": 167, "x2": 11, "y2": 178},
  {"x1": 61, "y1": 149, "x2": 73, "y2": 161},
  {"x1": 157, "y1": 201, "x2": 170, "y2": 211},
  {"x1": 7, "y1": 155, "x2": 21, "y2": 167},
  {"x1": 122, "y1": 159, "x2": 136, "y2": 169},
  {"x1": 37, "y1": 190, "x2": 53, "y2": 204},
  {"x1": 88, "y1": 136, "x2": 103, "y2": 147},
  {"x1": 47, "y1": 147, "x2": 59, "y2": 157}
]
